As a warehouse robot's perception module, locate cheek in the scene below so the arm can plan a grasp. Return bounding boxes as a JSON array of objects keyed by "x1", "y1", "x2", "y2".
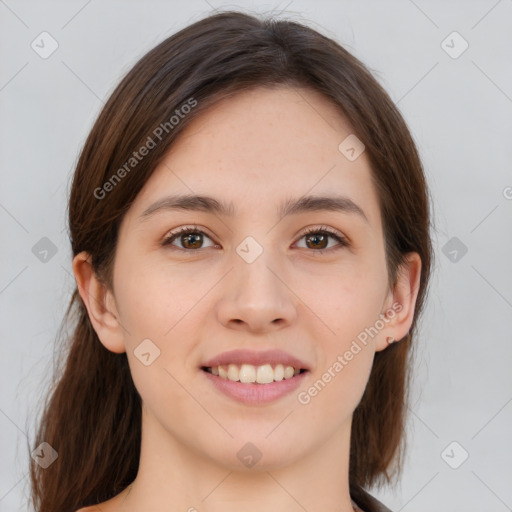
[
  {"x1": 113, "y1": 261, "x2": 196, "y2": 343},
  {"x1": 307, "y1": 265, "x2": 388, "y2": 338},
  {"x1": 112, "y1": 260, "x2": 201, "y2": 385},
  {"x1": 299, "y1": 332, "x2": 375, "y2": 423},
  {"x1": 301, "y1": 266, "x2": 387, "y2": 408}
]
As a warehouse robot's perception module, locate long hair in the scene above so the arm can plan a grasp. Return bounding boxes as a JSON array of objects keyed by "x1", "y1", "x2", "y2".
[{"x1": 29, "y1": 10, "x2": 434, "y2": 512}]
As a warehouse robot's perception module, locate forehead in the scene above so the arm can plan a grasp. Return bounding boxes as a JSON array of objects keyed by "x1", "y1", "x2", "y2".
[{"x1": 127, "y1": 86, "x2": 381, "y2": 229}]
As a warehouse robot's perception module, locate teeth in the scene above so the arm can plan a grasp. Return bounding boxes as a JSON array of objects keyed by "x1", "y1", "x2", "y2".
[
  {"x1": 206, "y1": 363, "x2": 303, "y2": 384},
  {"x1": 239, "y1": 364, "x2": 256, "y2": 383},
  {"x1": 227, "y1": 364, "x2": 239, "y2": 382},
  {"x1": 283, "y1": 365, "x2": 295, "y2": 379},
  {"x1": 274, "y1": 364, "x2": 284, "y2": 381}
]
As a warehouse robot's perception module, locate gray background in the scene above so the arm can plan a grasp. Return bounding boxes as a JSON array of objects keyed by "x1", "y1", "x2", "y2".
[{"x1": 1, "y1": 1, "x2": 511, "y2": 511}]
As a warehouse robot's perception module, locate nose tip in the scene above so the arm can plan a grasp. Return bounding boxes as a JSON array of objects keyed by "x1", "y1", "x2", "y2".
[{"x1": 215, "y1": 258, "x2": 297, "y2": 333}]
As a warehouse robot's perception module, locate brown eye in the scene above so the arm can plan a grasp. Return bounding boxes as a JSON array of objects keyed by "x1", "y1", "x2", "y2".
[
  {"x1": 304, "y1": 232, "x2": 329, "y2": 250},
  {"x1": 181, "y1": 232, "x2": 204, "y2": 249},
  {"x1": 161, "y1": 227, "x2": 216, "y2": 251},
  {"x1": 296, "y1": 227, "x2": 349, "y2": 252}
]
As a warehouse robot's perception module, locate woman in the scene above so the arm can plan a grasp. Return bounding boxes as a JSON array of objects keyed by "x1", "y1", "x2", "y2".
[{"x1": 29, "y1": 10, "x2": 433, "y2": 512}]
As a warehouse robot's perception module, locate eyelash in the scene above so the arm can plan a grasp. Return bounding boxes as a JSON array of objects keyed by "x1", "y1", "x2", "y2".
[{"x1": 161, "y1": 224, "x2": 349, "y2": 254}]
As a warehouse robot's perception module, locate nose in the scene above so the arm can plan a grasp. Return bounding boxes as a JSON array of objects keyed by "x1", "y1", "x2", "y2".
[{"x1": 215, "y1": 251, "x2": 298, "y2": 334}]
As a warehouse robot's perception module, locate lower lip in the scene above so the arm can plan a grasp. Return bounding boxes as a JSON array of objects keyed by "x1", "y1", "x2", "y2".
[{"x1": 201, "y1": 369, "x2": 309, "y2": 405}]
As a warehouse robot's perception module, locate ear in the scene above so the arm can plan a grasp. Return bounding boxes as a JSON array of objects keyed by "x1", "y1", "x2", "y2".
[
  {"x1": 72, "y1": 251, "x2": 126, "y2": 354},
  {"x1": 375, "y1": 252, "x2": 422, "y2": 352}
]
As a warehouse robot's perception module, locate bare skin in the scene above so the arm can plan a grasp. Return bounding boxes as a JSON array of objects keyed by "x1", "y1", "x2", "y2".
[{"x1": 74, "y1": 85, "x2": 421, "y2": 512}]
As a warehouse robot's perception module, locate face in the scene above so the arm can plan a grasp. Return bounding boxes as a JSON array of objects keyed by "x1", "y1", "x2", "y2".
[{"x1": 102, "y1": 86, "x2": 397, "y2": 470}]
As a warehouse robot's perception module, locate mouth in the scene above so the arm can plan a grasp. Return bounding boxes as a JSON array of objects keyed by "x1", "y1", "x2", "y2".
[
  {"x1": 200, "y1": 349, "x2": 311, "y2": 404},
  {"x1": 201, "y1": 364, "x2": 310, "y2": 405},
  {"x1": 201, "y1": 364, "x2": 309, "y2": 384}
]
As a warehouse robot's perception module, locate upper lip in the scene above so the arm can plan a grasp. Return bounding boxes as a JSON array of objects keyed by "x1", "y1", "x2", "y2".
[{"x1": 201, "y1": 349, "x2": 310, "y2": 371}]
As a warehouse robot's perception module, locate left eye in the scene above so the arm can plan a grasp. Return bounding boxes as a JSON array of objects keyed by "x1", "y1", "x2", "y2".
[
  {"x1": 295, "y1": 227, "x2": 349, "y2": 251},
  {"x1": 161, "y1": 226, "x2": 349, "y2": 252}
]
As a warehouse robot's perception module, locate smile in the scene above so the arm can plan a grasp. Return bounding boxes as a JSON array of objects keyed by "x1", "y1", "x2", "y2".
[
  {"x1": 201, "y1": 365, "x2": 309, "y2": 405},
  {"x1": 202, "y1": 363, "x2": 307, "y2": 384}
]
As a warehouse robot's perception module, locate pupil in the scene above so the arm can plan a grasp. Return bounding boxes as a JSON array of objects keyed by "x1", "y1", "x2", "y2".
[
  {"x1": 307, "y1": 233, "x2": 327, "y2": 249},
  {"x1": 184, "y1": 233, "x2": 202, "y2": 249}
]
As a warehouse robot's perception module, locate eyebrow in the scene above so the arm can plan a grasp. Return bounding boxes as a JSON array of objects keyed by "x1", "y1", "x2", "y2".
[{"x1": 139, "y1": 193, "x2": 369, "y2": 224}]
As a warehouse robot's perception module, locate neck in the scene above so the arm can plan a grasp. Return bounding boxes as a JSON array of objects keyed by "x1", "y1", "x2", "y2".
[{"x1": 116, "y1": 406, "x2": 357, "y2": 512}]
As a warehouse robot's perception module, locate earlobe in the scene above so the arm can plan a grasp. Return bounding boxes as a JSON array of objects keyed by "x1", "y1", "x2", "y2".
[
  {"x1": 375, "y1": 252, "x2": 422, "y2": 352},
  {"x1": 72, "y1": 251, "x2": 126, "y2": 354}
]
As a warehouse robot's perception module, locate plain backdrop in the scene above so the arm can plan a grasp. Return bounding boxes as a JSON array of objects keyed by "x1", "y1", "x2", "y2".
[{"x1": 1, "y1": 1, "x2": 511, "y2": 511}]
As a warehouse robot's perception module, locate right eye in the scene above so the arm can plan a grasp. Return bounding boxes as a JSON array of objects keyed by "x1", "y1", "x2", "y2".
[{"x1": 161, "y1": 226, "x2": 217, "y2": 251}]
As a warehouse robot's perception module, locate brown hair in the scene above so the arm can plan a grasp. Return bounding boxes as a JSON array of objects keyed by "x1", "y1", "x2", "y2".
[{"x1": 29, "y1": 10, "x2": 433, "y2": 512}]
